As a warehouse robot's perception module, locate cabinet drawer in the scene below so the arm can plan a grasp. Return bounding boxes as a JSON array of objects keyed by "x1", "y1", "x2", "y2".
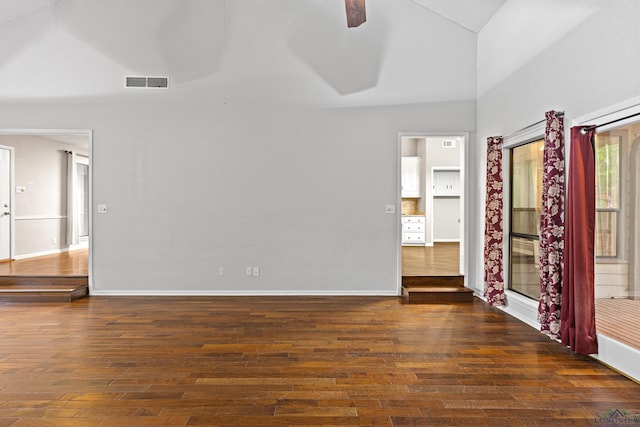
[
  {"x1": 401, "y1": 216, "x2": 425, "y2": 224},
  {"x1": 402, "y1": 232, "x2": 425, "y2": 243},
  {"x1": 402, "y1": 223, "x2": 425, "y2": 232}
]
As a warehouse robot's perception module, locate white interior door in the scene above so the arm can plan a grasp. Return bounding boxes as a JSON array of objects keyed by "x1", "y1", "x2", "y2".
[{"x1": 0, "y1": 147, "x2": 11, "y2": 260}]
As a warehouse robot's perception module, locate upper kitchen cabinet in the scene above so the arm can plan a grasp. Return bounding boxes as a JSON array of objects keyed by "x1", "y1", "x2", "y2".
[
  {"x1": 432, "y1": 167, "x2": 460, "y2": 196},
  {"x1": 401, "y1": 156, "x2": 421, "y2": 198}
]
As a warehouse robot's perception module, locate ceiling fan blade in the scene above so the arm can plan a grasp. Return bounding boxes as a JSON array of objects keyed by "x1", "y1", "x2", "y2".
[{"x1": 345, "y1": 0, "x2": 366, "y2": 28}]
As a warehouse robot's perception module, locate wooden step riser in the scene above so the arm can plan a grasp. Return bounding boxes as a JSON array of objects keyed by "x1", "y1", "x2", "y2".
[
  {"x1": 402, "y1": 276, "x2": 464, "y2": 288},
  {"x1": 1, "y1": 295, "x2": 81, "y2": 303},
  {"x1": 0, "y1": 274, "x2": 89, "y2": 302},
  {"x1": 403, "y1": 291, "x2": 474, "y2": 304},
  {"x1": 0, "y1": 276, "x2": 88, "y2": 286},
  {"x1": 0, "y1": 287, "x2": 88, "y2": 303}
]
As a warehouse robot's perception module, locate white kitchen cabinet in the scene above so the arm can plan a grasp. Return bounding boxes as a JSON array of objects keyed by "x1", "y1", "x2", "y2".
[
  {"x1": 433, "y1": 168, "x2": 460, "y2": 196},
  {"x1": 401, "y1": 215, "x2": 426, "y2": 245},
  {"x1": 401, "y1": 157, "x2": 421, "y2": 198}
]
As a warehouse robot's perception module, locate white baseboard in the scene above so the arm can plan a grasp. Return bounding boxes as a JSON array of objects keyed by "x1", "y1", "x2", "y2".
[
  {"x1": 88, "y1": 289, "x2": 400, "y2": 297},
  {"x1": 69, "y1": 241, "x2": 89, "y2": 251},
  {"x1": 13, "y1": 248, "x2": 69, "y2": 260},
  {"x1": 592, "y1": 334, "x2": 640, "y2": 382}
]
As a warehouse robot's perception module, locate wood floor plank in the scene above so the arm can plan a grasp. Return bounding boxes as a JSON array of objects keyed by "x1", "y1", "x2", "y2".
[{"x1": 0, "y1": 296, "x2": 639, "y2": 426}]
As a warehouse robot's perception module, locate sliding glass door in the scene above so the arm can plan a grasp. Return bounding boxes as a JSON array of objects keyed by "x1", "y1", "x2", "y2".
[{"x1": 509, "y1": 139, "x2": 544, "y2": 299}]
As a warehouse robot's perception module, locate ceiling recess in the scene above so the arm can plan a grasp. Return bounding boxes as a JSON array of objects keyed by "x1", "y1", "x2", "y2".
[{"x1": 125, "y1": 76, "x2": 169, "y2": 89}]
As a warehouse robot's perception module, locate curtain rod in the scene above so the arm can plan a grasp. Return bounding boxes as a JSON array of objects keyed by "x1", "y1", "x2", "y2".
[
  {"x1": 580, "y1": 111, "x2": 640, "y2": 134},
  {"x1": 503, "y1": 111, "x2": 564, "y2": 140}
]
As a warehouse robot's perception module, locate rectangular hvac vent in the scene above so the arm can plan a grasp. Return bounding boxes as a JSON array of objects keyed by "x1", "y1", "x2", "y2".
[
  {"x1": 126, "y1": 76, "x2": 147, "y2": 87},
  {"x1": 125, "y1": 76, "x2": 169, "y2": 89},
  {"x1": 147, "y1": 77, "x2": 168, "y2": 88},
  {"x1": 442, "y1": 139, "x2": 456, "y2": 148}
]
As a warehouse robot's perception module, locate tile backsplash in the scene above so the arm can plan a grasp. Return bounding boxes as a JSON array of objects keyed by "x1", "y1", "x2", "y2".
[{"x1": 401, "y1": 199, "x2": 418, "y2": 215}]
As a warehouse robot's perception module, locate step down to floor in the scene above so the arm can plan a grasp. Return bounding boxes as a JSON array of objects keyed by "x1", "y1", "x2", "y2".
[
  {"x1": 402, "y1": 286, "x2": 474, "y2": 304},
  {"x1": 402, "y1": 275, "x2": 473, "y2": 304},
  {"x1": 402, "y1": 275, "x2": 465, "y2": 288},
  {"x1": 0, "y1": 276, "x2": 89, "y2": 302}
]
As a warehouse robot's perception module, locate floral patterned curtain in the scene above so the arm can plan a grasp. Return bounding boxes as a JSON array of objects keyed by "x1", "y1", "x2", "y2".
[
  {"x1": 484, "y1": 136, "x2": 505, "y2": 306},
  {"x1": 537, "y1": 111, "x2": 565, "y2": 339}
]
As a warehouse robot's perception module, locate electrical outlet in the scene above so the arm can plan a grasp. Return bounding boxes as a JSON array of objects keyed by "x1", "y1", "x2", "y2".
[
  {"x1": 218, "y1": 267, "x2": 224, "y2": 276},
  {"x1": 252, "y1": 267, "x2": 260, "y2": 277},
  {"x1": 246, "y1": 267, "x2": 253, "y2": 276},
  {"x1": 52, "y1": 237, "x2": 57, "y2": 245}
]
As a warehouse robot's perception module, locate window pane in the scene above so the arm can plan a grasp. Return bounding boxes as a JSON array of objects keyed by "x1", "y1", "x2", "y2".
[
  {"x1": 511, "y1": 140, "x2": 544, "y2": 236},
  {"x1": 510, "y1": 236, "x2": 540, "y2": 299},
  {"x1": 595, "y1": 135, "x2": 620, "y2": 209},
  {"x1": 595, "y1": 211, "x2": 617, "y2": 257}
]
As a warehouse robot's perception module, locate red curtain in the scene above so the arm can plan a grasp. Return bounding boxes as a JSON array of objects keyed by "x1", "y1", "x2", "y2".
[
  {"x1": 537, "y1": 111, "x2": 565, "y2": 339},
  {"x1": 561, "y1": 126, "x2": 598, "y2": 355},
  {"x1": 484, "y1": 136, "x2": 505, "y2": 306}
]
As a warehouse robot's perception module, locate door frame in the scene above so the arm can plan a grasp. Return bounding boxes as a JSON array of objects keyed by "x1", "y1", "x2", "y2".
[
  {"x1": 0, "y1": 144, "x2": 15, "y2": 261},
  {"x1": 631, "y1": 136, "x2": 640, "y2": 299},
  {"x1": 0, "y1": 129, "x2": 93, "y2": 290},
  {"x1": 396, "y1": 132, "x2": 469, "y2": 295}
]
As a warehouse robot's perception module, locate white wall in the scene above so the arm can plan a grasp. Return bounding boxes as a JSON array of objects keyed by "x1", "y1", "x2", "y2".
[
  {"x1": 0, "y1": 0, "x2": 477, "y2": 295},
  {"x1": 476, "y1": 0, "x2": 640, "y2": 380}
]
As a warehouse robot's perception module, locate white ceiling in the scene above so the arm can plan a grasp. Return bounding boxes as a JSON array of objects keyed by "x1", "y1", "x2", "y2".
[
  {"x1": 0, "y1": 0, "x2": 58, "y2": 24},
  {"x1": 412, "y1": 0, "x2": 507, "y2": 33},
  {"x1": 0, "y1": 0, "x2": 507, "y2": 106},
  {"x1": 0, "y1": 0, "x2": 506, "y2": 33}
]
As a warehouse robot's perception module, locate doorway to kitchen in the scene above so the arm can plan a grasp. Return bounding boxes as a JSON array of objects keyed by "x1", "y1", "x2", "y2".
[
  {"x1": 398, "y1": 133, "x2": 468, "y2": 301},
  {"x1": 0, "y1": 129, "x2": 91, "y2": 300}
]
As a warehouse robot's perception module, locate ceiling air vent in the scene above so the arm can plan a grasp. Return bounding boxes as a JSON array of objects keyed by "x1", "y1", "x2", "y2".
[
  {"x1": 147, "y1": 77, "x2": 169, "y2": 88},
  {"x1": 442, "y1": 139, "x2": 456, "y2": 149},
  {"x1": 125, "y1": 76, "x2": 169, "y2": 89}
]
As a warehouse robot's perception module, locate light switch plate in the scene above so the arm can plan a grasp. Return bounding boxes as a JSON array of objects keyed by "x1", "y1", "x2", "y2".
[
  {"x1": 385, "y1": 204, "x2": 396, "y2": 214},
  {"x1": 97, "y1": 204, "x2": 108, "y2": 214}
]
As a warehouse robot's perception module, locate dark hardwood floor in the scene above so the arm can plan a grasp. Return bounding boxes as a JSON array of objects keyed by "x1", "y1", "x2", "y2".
[{"x1": 0, "y1": 296, "x2": 638, "y2": 426}]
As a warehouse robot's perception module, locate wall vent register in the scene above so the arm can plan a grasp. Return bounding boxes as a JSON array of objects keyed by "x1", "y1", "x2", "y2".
[
  {"x1": 125, "y1": 76, "x2": 169, "y2": 88},
  {"x1": 442, "y1": 139, "x2": 456, "y2": 148}
]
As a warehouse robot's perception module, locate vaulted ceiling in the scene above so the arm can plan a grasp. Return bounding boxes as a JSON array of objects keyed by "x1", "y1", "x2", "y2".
[
  {"x1": 0, "y1": 0, "x2": 506, "y2": 33},
  {"x1": 0, "y1": 0, "x2": 507, "y2": 105},
  {"x1": 412, "y1": 0, "x2": 506, "y2": 33},
  {"x1": 0, "y1": 0, "x2": 59, "y2": 24}
]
